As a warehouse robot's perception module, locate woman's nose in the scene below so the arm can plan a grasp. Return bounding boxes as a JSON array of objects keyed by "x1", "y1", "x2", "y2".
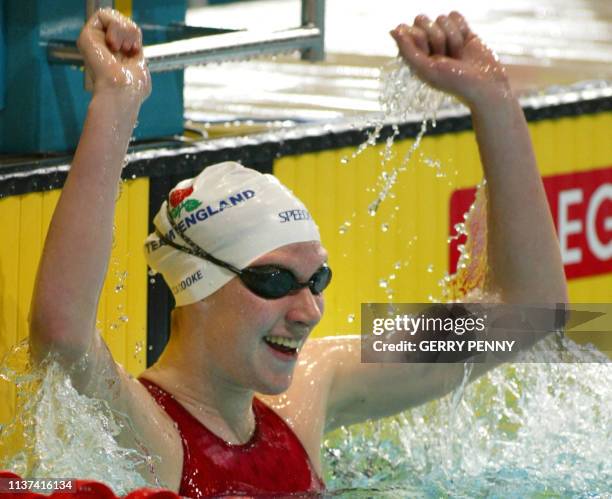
[{"x1": 286, "y1": 287, "x2": 324, "y2": 328}]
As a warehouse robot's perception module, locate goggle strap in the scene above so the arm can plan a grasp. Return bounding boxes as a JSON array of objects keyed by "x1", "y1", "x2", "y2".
[{"x1": 159, "y1": 203, "x2": 242, "y2": 276}]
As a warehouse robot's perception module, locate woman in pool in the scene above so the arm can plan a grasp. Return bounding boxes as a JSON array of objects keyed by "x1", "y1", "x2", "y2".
[{"x1": 29, "y1": 8, "x2": 566, "y2": 497}]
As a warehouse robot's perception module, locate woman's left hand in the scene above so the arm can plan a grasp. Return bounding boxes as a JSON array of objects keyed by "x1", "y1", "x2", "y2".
[{"x1": 390, "y1": 12, "x2": 511, "y2": 108}]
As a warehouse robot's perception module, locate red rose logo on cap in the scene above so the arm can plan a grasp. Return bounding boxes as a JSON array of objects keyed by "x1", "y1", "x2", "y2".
[
  {"x1": 170, "y1": 186, "x2": 194, "y2": 208},
  {"x1": 169, "y1": 186, "x2": 202, "y2": 219}
]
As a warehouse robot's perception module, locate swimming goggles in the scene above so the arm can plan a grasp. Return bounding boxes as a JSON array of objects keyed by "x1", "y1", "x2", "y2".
[{"x1": 155, "y1": 204, "x2": 332, "y2": 300}]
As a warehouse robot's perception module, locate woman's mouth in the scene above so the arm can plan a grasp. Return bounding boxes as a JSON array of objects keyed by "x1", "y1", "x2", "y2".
[{"x1": 263, "y1": 335, "x2": 300, "y2": 357}]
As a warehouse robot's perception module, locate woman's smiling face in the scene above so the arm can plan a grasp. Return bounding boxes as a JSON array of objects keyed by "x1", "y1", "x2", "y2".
[{"x1": 193, "y1": 241, "x2": 328, "y2": 395}]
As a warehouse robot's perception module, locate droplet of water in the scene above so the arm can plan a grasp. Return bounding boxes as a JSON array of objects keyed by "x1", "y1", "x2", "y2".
[
  {"x1": 454, "y1": 223, "x2": 466, "y2": 235},
  {"x1": 113, "y1": 270, "x2": 128, "y2": 293},
  {"x1": 347, "y1": 314, "x2": 355, "y2": 324},
  {"x1": 133, "y1": 341, "x2": 143, "y2": 357},
  {"x1": 379, "y1": 279, "x2": 388, "y2": 289},
  {"x1": 338, "y1": 220, "x2": 352, "y2": 235},
  {"x1": 381, "y1": 223, "x2": 389, "y2": 232},
  {"x1": 427, "y1": 264, "x2": 434, "y2": 273}
]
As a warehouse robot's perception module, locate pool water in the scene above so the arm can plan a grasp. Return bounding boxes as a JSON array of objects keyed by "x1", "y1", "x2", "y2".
[
  {"x1": 323, "y1": 339, "x2": 611, "y2": 497},
  {"x1": 2, "y1": 334, "x2": 609, "y2": 498},
  {"x1": 0, "y1": 345, "x2": 159, "y2": 495}
]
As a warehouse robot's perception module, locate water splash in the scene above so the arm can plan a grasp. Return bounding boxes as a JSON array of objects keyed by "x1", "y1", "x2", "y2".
[
  {"x1": 0, "y1": 341, "x2": 161, "y2": 495},
  {"x1": 425, "y1": 178, "x2": 493, "y2": 304},
  {"x1": 338, "y1": 57, "x2": 452, "y2": 218},
  {"x1": 379, "y1": 58, "x2": 451, "y2": 121},
  {"x1": 365, "y1": 58, "x2": 452, "y2": 216},
  {"x1": 324, "y1": 341, "x2": 611, "y2": 496},
  {"x1": 421, "y1": 153, "x2": 447, "y2": 179}
]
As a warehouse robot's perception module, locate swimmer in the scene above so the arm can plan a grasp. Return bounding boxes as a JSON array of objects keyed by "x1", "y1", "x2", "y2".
[{"x1": 29, "y1": 9, "x2": 567, "y2": 497}]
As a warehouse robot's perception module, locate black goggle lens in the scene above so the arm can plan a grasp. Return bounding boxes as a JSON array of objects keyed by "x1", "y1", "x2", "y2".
[{"x1": 240, "y1": 265, "x2": 332, "y2": 299}]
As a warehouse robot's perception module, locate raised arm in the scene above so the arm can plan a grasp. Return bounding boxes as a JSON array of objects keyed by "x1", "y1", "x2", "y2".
[
  {"x1": 390, "y1": 12, "x2": 567, "y2": 304},
  {"x1": 29, "y1": 9, "x2": 150, "y2": 365},
  {"x1": 317, "y1": 12, "x2": 567, "y2": 430}
]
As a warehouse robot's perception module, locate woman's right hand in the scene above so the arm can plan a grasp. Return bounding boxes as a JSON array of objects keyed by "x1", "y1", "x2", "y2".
[{"x1": 77, "y1": 8, "x2": 151, "y2": 102}]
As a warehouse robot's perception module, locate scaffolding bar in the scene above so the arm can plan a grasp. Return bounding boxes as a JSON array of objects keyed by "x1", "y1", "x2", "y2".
[
  {"x1": 48, "y1": 25, "x2": 324, "y2": 72},
  {"x1": 301, "y1": 0, "x2": 325, "y2": 61}
]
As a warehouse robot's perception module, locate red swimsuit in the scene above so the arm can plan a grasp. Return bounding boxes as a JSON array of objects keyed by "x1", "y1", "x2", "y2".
[{"x1": 140, "y1": 379, "x2": 325, "y2": 498}]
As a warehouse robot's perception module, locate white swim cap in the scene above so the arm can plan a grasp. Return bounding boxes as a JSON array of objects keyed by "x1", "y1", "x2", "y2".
[{"x1": 144, "y1": 162, "x2": 321, "y2": 306}]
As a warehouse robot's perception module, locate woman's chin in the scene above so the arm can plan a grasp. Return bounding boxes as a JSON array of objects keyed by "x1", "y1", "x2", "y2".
[{"x1": 254, "y1": 372, "x2": 294, "y2": 396}]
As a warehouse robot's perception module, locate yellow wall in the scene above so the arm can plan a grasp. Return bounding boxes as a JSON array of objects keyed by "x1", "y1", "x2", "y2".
[{"x1": 0, "y1": 178, "x2": 149, "y2": 427}]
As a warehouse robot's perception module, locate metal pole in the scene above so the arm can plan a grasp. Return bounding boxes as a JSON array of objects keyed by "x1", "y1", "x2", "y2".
[
  {"x1": 49, "y1": 27, "x2": 324, "y2": 73},
  {"x1": 86, "y1": 0, "x2": 114, "y2": 18},
  {"x1": 49, "y1": 0, "x2": 325, "y2": 74},
  {"x1": 301, "y1": 0, "x2": 325, "y2": 61}
]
